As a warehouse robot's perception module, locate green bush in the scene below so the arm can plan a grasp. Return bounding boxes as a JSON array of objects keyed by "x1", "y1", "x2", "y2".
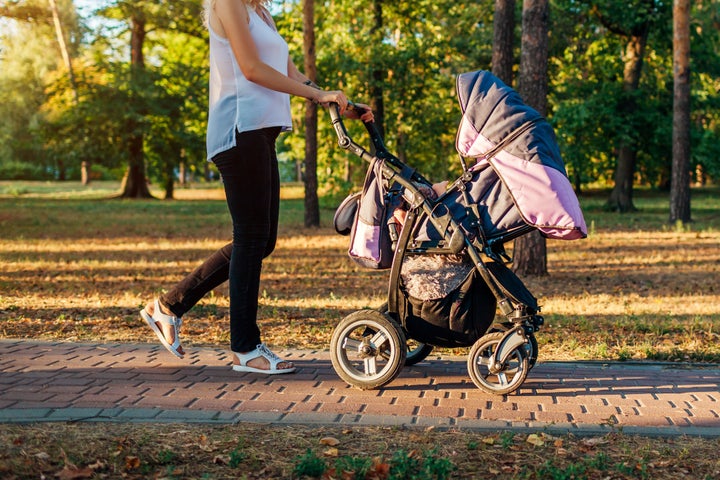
[{"x1": 0, "y1": 161, "x2": 51, "y2": 180}]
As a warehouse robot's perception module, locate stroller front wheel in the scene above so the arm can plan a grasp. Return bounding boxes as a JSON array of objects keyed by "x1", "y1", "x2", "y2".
[
  {"x1": 467, "y1": 331, "x2": 529, "y2": 395},
  {"x1": 330, "y1": 310, "x2": 407, "y2": 390}
]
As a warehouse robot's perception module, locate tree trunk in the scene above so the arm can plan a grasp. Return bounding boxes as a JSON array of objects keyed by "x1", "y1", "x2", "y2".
[
  {"x1": 56, "y1": 158, "x2": 66, "y2": 181},
  {"x1": 517, "y1": 0, "x2": 549, "y2": 114},
  {"x1": 179, "y1": 159, "x2": 187, "y2": 186},
  {"x1": 370, "y1": 0, "x2": 385, "y2": 139},
  {"x1": 492, "y1": 0, "x2": 516, "y2": 85},
  {"x1": 606, "y1": 32, "x2": 648, "y2": 212},
  {"x1": 163, "y1": 159, "x2": 174, "y2": 200},
  {"x1": 119, "y1": 13, "x2": 152, "y2": 199},
  {"x1": 513, "y1": 0, "x2": 550, "y2": 277},
  {"x1": 49, "y1": 0, "x2": 78, "y2": 104},
  {"x1": 669, "y1": 0, "x2": 691, "y2": 224},
  {"x1": 303, "y1": 0, "x2": 320, "y2": 227},
  {"x1": 81, "y1": 161, "x2": 91, "y2": 185}
]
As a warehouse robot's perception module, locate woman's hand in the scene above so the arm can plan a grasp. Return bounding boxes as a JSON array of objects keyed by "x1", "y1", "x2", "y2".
[
  {"x1": 312, "y1": 90, "x2": 374, "y2": 122},
  {"x1": 314, "y1": 90, "x2": 349, "y2": 113},
  {"x1": 344, "y1": 102, "x2": 375, "y2": 122}
]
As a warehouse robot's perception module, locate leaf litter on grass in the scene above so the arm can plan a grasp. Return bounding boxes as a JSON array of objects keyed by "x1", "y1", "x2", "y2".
[{"x1": 1, "y1": 423, "x2": 719, "y2": 479}]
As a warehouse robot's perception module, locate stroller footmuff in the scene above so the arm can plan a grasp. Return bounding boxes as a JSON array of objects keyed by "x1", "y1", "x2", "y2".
[
  {"x1": 398, "y1": 254, "x2": 495, "y2": 349},
  {"x1": 329, "y1": 70, "x2": 587, "y2": 395}
]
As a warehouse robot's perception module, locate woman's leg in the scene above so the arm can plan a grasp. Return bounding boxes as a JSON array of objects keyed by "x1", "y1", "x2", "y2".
[
  {"x1": 212, "y1": 128, "x2": 283, "y2": 356},
  {"x1": 159, "y1": 243, "x2": 233, "y2": 318}
]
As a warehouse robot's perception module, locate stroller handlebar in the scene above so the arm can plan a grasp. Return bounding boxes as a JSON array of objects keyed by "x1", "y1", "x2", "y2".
[{"x1": 328, "y1": 102, "x2": 389, "y2": 162}]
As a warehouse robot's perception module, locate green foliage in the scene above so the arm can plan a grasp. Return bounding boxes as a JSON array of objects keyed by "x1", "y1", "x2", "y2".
[
  {"x1": 276, "y1": 0, "x2": 495, "y2": 195},
  {"x1": 335, "y1": 455, "x2": 373, "y2": 479},
  {"x1": 156, "y1": 449, "x2": 177, "y2": 465},
  {"x1": 290, "y1": 447, "x2": 455, "y2": 480},
  {"x1": 292, "y1": 449, "x2": 327, "y2": 478},
  {"x1": 389, "y1": 448, "x2": 455, "y2": 480},
  {"x1": 1, "y1": 0, "x2": 718, "y2": 202}
]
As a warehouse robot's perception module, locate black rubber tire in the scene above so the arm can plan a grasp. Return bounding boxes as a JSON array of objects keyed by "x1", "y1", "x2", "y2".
[
  {"x1": 467, "y1": 331, "x2": 529, "y2": 395},
  {"x1": 330, "y1": 310, "x2": 407, "y2": 390},
  {"x1": 405, "y1": 340, "x2": 434, "y2": 366}
]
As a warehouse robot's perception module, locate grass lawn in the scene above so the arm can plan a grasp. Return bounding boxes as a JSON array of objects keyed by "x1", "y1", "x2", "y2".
[
  {"x1": 1, "y1": 180, "x2": 719, "y2": 479},
  {"x1": 1, "y1": 181, "x2": 718, "y2": 363}
]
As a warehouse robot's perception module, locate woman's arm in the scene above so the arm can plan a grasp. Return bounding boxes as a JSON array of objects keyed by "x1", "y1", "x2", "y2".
[
  {"x1": 287, "y1": 56, "x2": 374, "y2": 121},
  {"x1": 214, "y1": 0, "x2": 349, "y2": 112}
]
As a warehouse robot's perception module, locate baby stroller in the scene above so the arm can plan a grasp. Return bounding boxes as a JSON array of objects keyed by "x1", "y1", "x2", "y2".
[{"x1": 328, "y1": 70, "x2": 587, "y2": 395}]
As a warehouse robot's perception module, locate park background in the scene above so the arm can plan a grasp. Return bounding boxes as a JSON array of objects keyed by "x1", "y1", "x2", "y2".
[{"x1": 1, "y1": 1, "x2": 719, "y2": 478}]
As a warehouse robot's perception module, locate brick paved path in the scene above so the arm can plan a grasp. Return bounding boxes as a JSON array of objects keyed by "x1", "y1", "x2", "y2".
[{"x1": 1, "y1": 340, "x2": 719, "y2": 436}]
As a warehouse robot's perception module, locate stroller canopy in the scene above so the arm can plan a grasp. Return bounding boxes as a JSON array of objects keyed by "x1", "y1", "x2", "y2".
[{"x1": 455, "y1": 70, "x2": 587, "y2": 240}]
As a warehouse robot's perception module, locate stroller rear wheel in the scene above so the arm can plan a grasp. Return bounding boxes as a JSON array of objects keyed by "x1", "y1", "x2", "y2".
[
  {"x1": 405, "y1": 340, "x2": 434, "y2": 366},
  {"x1": 330, "y1": 310, "x2": 407, "y2": 390},
  {"x1": 467, "y1": 331, "x2": 529, "y2": 395}
]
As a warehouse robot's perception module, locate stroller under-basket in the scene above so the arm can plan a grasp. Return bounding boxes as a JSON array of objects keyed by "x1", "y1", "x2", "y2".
[{"x1": 328, "y1": 70, "x2": 587, "y2": 395}]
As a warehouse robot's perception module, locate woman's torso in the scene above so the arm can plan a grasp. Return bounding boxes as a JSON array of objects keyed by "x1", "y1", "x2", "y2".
[{"x1": 206, "y1": 6, "x2": 292, "y2": 160}]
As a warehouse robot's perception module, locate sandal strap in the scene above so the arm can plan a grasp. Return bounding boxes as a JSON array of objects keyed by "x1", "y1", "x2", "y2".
[
  {"x1": 234, "y1": 343, "x2": 284, "y2": 369},
  {"x1": 153, "y1": 299, "x2": 181, "y2": 327}
]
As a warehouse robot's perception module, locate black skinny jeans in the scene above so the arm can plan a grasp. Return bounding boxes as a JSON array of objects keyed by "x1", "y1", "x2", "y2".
[{"x1": 160, "y1": 127, "x2": 281, "y2": 353}]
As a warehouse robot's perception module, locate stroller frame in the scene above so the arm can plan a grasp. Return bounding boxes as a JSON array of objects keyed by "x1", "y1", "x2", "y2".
[{"x1": 328, "y1": 103, "x2": 544, "y2": 395}]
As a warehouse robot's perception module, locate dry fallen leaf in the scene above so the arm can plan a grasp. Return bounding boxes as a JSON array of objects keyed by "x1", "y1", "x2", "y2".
[
  {"x1": 319, "y1": 436, "x2": 341, "y2": 447},
  {"x1": 54, "y1": 465, "x2": 94, "y2": 480},
  {"x1": 213, "y1": 455, "x2": 230, "y2": 465},
  {"x1": 34, "y1": 452, "x2": 50, "y2": 462},
  {"x1": 526, "y1": 434, "x2": 545, "y2": 447},
  {"x1": 124, "y1": 456, "x2": 140, "y2": 470},
  {"x1": 581, "y1": 437, "x2": 609, "y2": 447},
  {"x1": 323, "y1": 447, "x2": 339, "y2": 457},
  {"x1": 87, "y1": 460, "x2": 106, "y2": 471},
  {"x1": 370, "y1": 460, "x2": 391, "y2": 477}
]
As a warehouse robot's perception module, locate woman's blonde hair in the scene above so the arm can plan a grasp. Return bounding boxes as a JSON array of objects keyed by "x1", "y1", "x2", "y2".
[{"x1": 204, "y1": 0, "x2": 271, "y2": 21}]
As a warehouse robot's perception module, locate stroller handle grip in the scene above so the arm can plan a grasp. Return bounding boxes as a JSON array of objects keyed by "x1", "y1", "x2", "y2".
[{"x1": 328, "y1": 102, "x2": 389, "y2": 161}]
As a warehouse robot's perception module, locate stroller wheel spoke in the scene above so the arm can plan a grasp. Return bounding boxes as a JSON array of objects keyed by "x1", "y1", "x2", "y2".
[
  {"x1": 370, "y1": 331, "x2": 389, "y2": 348},
  {"x1": 364, "y1": 357, "x2": 378, "y2": 375},
  {"x1": 341, "y1": 337, "x2": 363, "y2": 351}
]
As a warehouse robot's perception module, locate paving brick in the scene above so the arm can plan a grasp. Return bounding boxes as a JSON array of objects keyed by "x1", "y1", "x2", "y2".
[
  {"x1": 186, "y1": 397, "x2": 241, "y2": 411},
  {"x1": 2, "y1": 341, "x2": 720, "y2": 435},
  {"x1": 361, "y1": 403, "x2": 418, "y2": 417}
]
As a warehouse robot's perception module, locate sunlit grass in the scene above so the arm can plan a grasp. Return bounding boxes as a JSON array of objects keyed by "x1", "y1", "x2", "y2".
[{"x1": 1, "y1": 183, "x2": 719, "y2": 362}]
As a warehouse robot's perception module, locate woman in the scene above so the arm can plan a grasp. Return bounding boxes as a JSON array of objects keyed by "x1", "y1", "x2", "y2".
[{"x1": 140, "y1": 0, "x2": 373, "y2": 374}]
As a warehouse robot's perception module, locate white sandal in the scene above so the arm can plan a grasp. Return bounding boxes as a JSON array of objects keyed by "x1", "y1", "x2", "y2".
[
  {"x1": 232, "y1": 343, "x2": 295, "y2": 374},
  {"x1": 140, "y1": 299, "x2": 184, "y2": 359}
]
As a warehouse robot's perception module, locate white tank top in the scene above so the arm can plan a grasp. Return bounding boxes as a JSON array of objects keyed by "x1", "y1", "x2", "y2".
[{"x1": 206, "y1": 7, "x2": 292, "y2": 160}]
